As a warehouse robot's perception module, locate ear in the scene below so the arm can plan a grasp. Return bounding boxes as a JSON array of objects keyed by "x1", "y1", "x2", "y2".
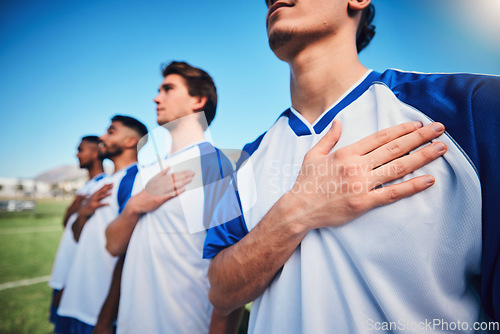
[
  {"x1": 192, "y1": 95, "x2": 208, "y2": 112},
  {"x1": 124, "y1": 136, "x2": 140, "y2": 150},
  {"x1": 348, "y1": 0, "x2": 371, "y2": 11}
]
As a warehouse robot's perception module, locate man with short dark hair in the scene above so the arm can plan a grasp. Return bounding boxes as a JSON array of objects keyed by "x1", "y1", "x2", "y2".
[
  {"x1": 57, "y1": 115, "x2": 149, "y2": 333},
  {"x1": 49, "y1": 135, "x2": 105, "y2": 333},
  {"x1": 103, "y1": 61, "x2": 241, "y2": 333},
  {"x1": 205, "y1": 0, "x2": 500, "y2": 332}
]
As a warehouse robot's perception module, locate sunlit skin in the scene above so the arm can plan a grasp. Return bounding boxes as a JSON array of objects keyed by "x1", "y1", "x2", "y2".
[
  {"x1": 77, "y1": 141, "x2": 100, "y2": 169},
  {"x1": 265, "y1": 0, "x2": 369, "y2": 124},
  {"x1": 99, "y1": 122, "x2": 137, "y2": 160},
  {"x1": 207, "y1": 0, "x2": 449, "y2": 318},
  {"x1": 154, "y1": 74, "x2": 204, "y2": 126}
]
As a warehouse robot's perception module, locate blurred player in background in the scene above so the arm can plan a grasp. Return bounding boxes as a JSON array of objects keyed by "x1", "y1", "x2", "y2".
[{"x1": 49, "y1": 135, "x2": 105, "y2": 334}]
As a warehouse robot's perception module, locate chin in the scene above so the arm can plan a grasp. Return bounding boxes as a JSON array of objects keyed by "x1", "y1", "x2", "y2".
[{"x1": 269, "y1": 29, "x2": 301, "y2": 61}]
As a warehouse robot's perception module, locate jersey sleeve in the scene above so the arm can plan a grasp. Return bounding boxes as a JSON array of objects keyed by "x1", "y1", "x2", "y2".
[
  {"x1": 382, "y1": 70, "x2": 500, "y2": 320},
  {"x1": 470, "y1": 78, "x2": 500, "y2": 321},
  {"x1": 202, "y1": 135, "x2": 268, "y2": 260},
  {"x1": 203, "y1": 183, "x2": 249, "y2": 259},
  {"x1": 117, "y1": 165, "x2": 139, "y2": 214}
]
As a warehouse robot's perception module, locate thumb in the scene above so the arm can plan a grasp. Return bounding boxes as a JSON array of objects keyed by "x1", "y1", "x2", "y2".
[{"x1": 310, "y1": 120, "x2": 342, "y2": 156}]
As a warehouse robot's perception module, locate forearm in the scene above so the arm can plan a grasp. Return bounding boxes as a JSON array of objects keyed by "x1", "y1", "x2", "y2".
[
  {"x1": 208, "y1": 307, "x2": 244, "y2": 334},
  {"x1": 72, "y1": 214, "x2": 89, "y2": 242},
  {"x1": 105, "y1": 205, "x2": 141, "y2": 256},
  {"x1": 96, "y1": 255, "x2": 124, "y2": 327},
  {"x1": 62, "y1": 209, "x2": 73, "y2": 227},
  {"x1": 208, "y1": 192, "x2": 309, "y2": 315}
]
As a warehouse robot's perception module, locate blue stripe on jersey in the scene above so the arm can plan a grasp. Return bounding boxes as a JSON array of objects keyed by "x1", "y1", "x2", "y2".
[
  {"x1": 377, "y1": 69, "x2": 500, "y2": 320},
  {"x1": 204, "y1": 132, "x2": 269, "y2": 259},
  {"x1": 313, "y1": 71, "x2": 381, "y2": 134},
  {"x1": 94, "y1": 173, "x2": 105, "y2": 182},
  {"x1": 203, "y1": 189, "x2": 249, "y2": 259},
  {"x1": 283, "y1": 109, "x2": 312, "y2": 136},
  {"x1": 117, "y1": 165, "x2": 138, "y2": 214},
  {"x1": 199, "y1": 142, "x2": 235, "y2": 231},
  {"x1": 236, "y1": 132, "x2": 267, "y2": 170},
  {"x1": 280, "y1": 72, "x2": 381, "y2": 137}
]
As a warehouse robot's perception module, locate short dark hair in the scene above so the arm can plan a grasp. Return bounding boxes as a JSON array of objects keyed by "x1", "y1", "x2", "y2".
[
  {"x1": 111, "y1": 115, "x2": 148, "y2": 138},
  {"x1": 81, "y1": 135, "x2": 100, "y2": 144},
  {"x1": 161, "y1": 61, "x2": 217, "y2": 127},
  {"x1": 356, "y1": 3, "x2": 375, "y2": 53}
]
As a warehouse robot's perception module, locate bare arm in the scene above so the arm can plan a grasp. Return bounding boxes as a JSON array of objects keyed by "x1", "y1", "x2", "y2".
[
  {"x1": 62, "y1": 195, "x2": 85, "y2": 227},
  {"x1": 72, "y1": 184, "x2": 113, "y2": 242},
  {"x1": 208, "y1": 121, "x2": 448, "y2": 314},
  {"x1": 92, "y1": 255, "x2": 125, "y2": 334},
  {"x1": 209, "y1": 307, "x2": 245, "y2": 334},
  {"x1": 106, "y1": 168, "x2": 194, "y2": 256}
]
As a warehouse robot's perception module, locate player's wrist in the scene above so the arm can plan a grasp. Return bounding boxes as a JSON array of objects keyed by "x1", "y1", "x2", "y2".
[
  {"x1": 123, "y1": 199, "x2": 143, "y2": 218},
  {"x1": 277, "y1": 192, "x2": 312, "y2": 236}
]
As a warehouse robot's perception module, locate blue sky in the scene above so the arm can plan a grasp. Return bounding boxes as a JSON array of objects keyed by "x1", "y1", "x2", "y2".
[{"x1": 1, "y1": 0, "x2": 499, "y2": 179}]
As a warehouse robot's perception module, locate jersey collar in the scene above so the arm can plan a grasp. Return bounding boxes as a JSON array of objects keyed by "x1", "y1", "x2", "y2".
[{"x1": 282, "y1": 70, "x2": 381, "y2": 136}]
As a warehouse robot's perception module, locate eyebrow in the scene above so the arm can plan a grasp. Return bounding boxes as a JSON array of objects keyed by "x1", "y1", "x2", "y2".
[{"x1": 159, "y1": 83, "x2": 174, "y2": 92}]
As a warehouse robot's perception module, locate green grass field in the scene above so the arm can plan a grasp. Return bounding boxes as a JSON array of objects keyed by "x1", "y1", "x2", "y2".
[
  {"x1": 0, "y1": 198, "x2": 250, "y2": 334},
  {"x1": 0, "y1": 199, "x2": 68, "y2": 334}
]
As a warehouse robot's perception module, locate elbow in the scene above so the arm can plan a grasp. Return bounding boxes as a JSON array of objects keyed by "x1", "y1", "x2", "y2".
[
  {"x1": 209, "y1": 288, "x2": 237, "y2": 316},
  {"x1": 105, "y1": 240, "x2": 124, "y2": 257},
  {"x1": 208, "y1": 265, "x2": 240, "y2": 316},
  {"x1": 105, "y1": 226, "x2": 119, "y2": 256}
]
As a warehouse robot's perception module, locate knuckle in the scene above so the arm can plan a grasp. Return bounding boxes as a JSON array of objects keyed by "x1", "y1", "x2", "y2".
[
  {"x1": 415, "y1": 128, "x2": 426, "y2": 141},
  {"x1": 387, "y1": 188, "x2": 399, "y2": 201},
  {"x1": 420, "y1": 148, "x2": 435, "y2": 161},
  {"x1": 402, "y1": 122, "x2": 415, "y2": 133},
  {"x1": 334, "y1": 147, "x2": 350, "y2": 160},
  {"x1": 375, "y1": 129, "x2": 389, "y2": 143},
  {"x1": 386, "y1": 143, "x2": 401, "y2": 155},
  {"x1": 346, "y1": 196, "x2": 365, "y2": 212},
  {"x1": 390, "y1": 162, "x2": 406, "y2": 176}
]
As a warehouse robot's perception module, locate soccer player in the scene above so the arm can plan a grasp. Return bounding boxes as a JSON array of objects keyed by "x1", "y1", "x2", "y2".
[
  {"x1": 204, "y1": 0, "x2": 500, "y2": 332},
  {"x1": 104, "y1": 61, "x2": 241, "y2": 333},
  {"x1": 49, "y1": 135, "x2": 105, "y2": 333},
  {"x1": 56, "y1": 115, "x2": 149, "y2": 333}
]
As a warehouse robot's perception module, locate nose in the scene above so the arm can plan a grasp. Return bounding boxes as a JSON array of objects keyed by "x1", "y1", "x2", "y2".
[{"x1": 154, "y1": 94, "x2": 160, "y2": 104}]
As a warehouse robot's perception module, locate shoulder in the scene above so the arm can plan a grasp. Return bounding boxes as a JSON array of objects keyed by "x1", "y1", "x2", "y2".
[
  {"x1": 377, "y1": 69, "x2": 500, "y2": 109},
  {"x1": 197, "y1": 142, "x2": 235, "y2": 179}
]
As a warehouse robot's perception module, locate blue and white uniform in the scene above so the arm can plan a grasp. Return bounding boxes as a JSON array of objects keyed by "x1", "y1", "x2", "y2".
[
  {"x1": 204, "y1": 70, "x2": 500, "y2": 333},
  {"x1": 117, "y1": 141, "x2": 233, "y2": 334},
  {"x1": 49, "y1": 173, "x2": 106, "y2": 332},
  {"x1": 49, "y1": 172, "x2": 106, "y2": 291},
  {"x1": 58, "y1": 163, "x2": 140, "y2": 327}
]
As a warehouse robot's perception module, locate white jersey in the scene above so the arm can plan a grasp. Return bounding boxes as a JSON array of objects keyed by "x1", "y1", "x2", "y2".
[
  {"x1": 58, "y1": 163, "x2": 140, "y2": 326},
  {"x1": 117, "y1": 142, "x2": 234, "y2": 334},
  {"x1": 49, "y1": 173, "x2": 106, "y2": 290},
  {"x1": 204, "y1": 70, "x2": 500, "y2": 332}
]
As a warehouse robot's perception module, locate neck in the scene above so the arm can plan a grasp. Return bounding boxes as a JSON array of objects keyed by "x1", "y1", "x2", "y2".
[
  {"x1": 168, "y1": 117, "x2": 206, "y2": 155},
  {"x1": 87, "y1": 161, "x2": 104, "y2": 179},
  {"x1": 288, "y1": 34, "x2": 367, "y2": 124},
  {"x1": 110, "y1": 151, "x2": 137, "y2": 173}
]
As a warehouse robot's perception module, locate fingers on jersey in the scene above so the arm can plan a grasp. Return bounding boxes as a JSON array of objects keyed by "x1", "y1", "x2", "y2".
[
  {"x1": 368, "y1": 174, "x2": 436, "y2": 208},
  {"x1": 95, "y1": 184, "x2": 113, "y2": 201},
  {"x1": 371, "y1": 141, "x2": 447, "y2": 186},
  {"x1": 310, "y1": 120, "x2": 342, "y2": 156},
  {"x1": 145, "y1": 170, "x2": 194, "y2": 196},
  {"x1": 349, "y1": 121, "x2": 424, "y2": 156},
  {"x1": 171, "y1": 171, "x2": 195, "y2": 196},
  {"x1": 366, "y1": 122, "x2": 446, "y2": 169}
]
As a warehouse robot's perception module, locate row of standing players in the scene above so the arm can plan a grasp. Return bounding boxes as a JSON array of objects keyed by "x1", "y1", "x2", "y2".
[{"x1": 49, "y1": 1, "x2": 500, "y2": 332}]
